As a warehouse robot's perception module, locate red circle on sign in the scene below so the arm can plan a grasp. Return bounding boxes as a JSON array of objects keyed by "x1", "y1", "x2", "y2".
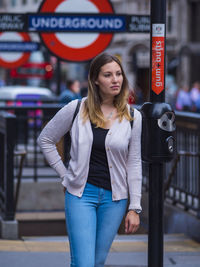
[
  {"x1": 39, "y1": 0, "x2": 114, "y2": 62},
  {"x1": 0, "y1": 32, "x2": 31, "y2": 68}
]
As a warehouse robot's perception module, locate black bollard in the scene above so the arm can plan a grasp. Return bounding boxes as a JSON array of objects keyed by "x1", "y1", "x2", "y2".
[{"x1": 141, "y1": 103, "x2": 176, "y2": 267}]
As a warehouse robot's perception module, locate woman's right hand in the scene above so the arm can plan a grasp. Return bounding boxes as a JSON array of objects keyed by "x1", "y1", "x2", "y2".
[{"x1": 125, "y1": 210, "x2": 140, "y2": 234}]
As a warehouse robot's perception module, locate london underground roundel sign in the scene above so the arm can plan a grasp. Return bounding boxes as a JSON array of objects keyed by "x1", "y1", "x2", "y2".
[
  {"x1": 39, "y1": 0, "x2": 114, "y2": 62},
  {"x1": 0, "y1": 32, "x2": 30, "y2": 68}
]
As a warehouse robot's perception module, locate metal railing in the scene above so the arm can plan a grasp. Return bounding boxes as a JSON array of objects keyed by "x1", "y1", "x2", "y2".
[
  {"x1": 164, "y1": 111, "x2": 200, "y2": 217},
  {"x1": 0, "y1": 104, "x2": 63, "y2": 181},
  {"x1": 142, "y1": 111, "x2": 200, "y2": 217},
  {"x1": 0, "y1": 111, "x2": 16, "y2": 220},
  {"x1": 0, "y1": 105, "x2": 200, "y2": 217}
]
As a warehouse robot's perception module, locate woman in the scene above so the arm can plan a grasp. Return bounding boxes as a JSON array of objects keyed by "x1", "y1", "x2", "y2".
[{"x1": 37, "y1": 53, "x2": 142, "y2": 267}]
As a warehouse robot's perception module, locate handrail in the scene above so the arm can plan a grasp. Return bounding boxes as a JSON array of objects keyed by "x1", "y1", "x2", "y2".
[
  {"x1": 164, "y1": 151, "x2": 200, "y2": 194},
  {"x1": 14, "y1": 150, "x2": 27, "y2": 213}
]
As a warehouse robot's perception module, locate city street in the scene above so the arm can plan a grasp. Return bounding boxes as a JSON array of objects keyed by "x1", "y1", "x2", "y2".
[
  {"x1": 1, "y1": 1, "x2": 200, "y2": 267},
  {"x1": 1, "y1": 234, "x2": 200, "y2": 267}
]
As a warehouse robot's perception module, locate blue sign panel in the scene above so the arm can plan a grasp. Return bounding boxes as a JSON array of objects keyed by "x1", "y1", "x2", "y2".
[
  {"x1": 0, "y1": 13, "x2": 150, "y2": 33},
  {"x1": 28, "y1": 14, "x2": 126, "y2": 32},
  {"x1": 0, "y1": 42, "x2": 40, "y2": 52}
]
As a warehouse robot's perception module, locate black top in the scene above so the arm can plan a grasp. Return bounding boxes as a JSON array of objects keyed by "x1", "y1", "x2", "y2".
[{"x1": 87, "y1": 123, "x2": 111, "y2": 191}]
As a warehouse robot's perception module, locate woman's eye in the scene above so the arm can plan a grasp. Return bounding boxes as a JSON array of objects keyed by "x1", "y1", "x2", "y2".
[
  {"x1": 117, "y1": 72, "x2": 122, "y2": 76},
  {"x1": 104, "y1": 74, "x2": 110, "y2": 77}
]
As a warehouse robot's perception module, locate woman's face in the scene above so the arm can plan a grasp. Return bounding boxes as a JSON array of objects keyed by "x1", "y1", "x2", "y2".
[{"x1": 95, "y1": 61, "x2": 123, "y2": 99}]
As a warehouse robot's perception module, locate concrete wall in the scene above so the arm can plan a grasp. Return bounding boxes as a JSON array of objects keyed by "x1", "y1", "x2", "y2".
[
  {"x1": 15, "y1": 180, "x2": 200, "y2": 241},
  {"x1": 15, "y1": 179, "x2": 64, "y2": 211},
  {"x1": 141, "y1": 192, "x2": 200, "y2": 243}
]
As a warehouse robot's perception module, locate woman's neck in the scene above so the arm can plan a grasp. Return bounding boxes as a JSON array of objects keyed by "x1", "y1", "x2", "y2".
[{"x1": 101, "y1": 98, "x2": 115, "y2": 107}]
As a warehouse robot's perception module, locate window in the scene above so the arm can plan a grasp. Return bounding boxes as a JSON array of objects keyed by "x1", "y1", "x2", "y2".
[
  {"x1": 144, "y1": 0, "x2": 150, "y2": 12},
  {"x1": 167, "y1": 15, "x2": 172, "y2": 33},
  {"x1": 167, "y1": 0, "x2": 173, "y2": 33},
  {"x1": 190, "y1": 2, "x2": 200, "y2": 42},
  {"x1": 168, "y1": 0, "x2": 172, "y2": 11},
  {"x1": 0, "y1": 0, "x2": 4, "y2": 8}
]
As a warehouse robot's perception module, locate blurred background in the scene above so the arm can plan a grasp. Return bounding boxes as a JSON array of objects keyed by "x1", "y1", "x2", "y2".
[
  {"x1": 0, "y1": 0, "x2": 199, "y2": 111},
  {"x1": 0, "y1": 0, "x2": 200, "y2": 242}
]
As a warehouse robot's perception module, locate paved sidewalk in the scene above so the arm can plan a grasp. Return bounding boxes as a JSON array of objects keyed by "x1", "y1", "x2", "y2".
[{"x1": 0, "y1": 234, "x2": 200, "y2": 267}]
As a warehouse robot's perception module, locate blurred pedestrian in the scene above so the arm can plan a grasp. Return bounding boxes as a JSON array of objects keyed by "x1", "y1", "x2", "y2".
[
  {"x1": 0, "y1": 77, "x2": 5, "y2": 87},
  {"x1": 37, "y1": 53, "x2": 142, "y2": 267},
  {"x1": 190, "y1": 81, "x2": 200, "y2": 111},
  {"x1": 59, "y1": 79, "x2": 82, "y2": 104},
  {"x1": 190, "y1": 81, "x2": 200, "y2": 103},
  {"x1": 175, "y1": 85, "x2": 192, "y2": 111}
]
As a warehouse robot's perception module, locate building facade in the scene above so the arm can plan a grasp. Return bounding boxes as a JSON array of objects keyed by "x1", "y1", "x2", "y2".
[
  {"x1": 0, "y1": 0, "x2": 200, "y2": 101},
  {"x1": 108, "y1": 0, "x2": 200, "y2": 102},
  {"x1": 107, "y1": 0, "x2": 181, "y2": 102}
]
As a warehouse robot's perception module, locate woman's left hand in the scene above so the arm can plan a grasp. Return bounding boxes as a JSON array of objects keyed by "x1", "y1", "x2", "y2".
[{"x1": 125, "y1": 210, "x2": 140, "y2": 234}]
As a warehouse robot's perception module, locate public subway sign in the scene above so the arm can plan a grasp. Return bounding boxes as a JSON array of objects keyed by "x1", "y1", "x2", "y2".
[
  {"x1": 151, "y1": 24, "x2": 165, "y2": 95},
  {"x1": 28, "y1": 14, "x2": 126, "y2": 32},
  {"x1": 0, "y1": 41, "x2": 39, "y2": 52},
  {"x1": 0, "y1": 13, "x2": 150, "y2": 33},
  {"x1": 0, "y1": 0, "x2": 150, "y2": 62},
  {"x1": 0, "y1": 32, "x2": 31, "y2": 68},
  {"x1": 38, "y1": 0, "x2": 115, "y2": 62},
  {"x1": 0, "y1": 14, "x2": 26, "y2": 31}
]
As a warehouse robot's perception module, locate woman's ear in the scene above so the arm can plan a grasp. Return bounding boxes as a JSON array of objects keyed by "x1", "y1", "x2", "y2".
[{"x1": 95, "y1": 80, "x2": 99, "y2": 85}]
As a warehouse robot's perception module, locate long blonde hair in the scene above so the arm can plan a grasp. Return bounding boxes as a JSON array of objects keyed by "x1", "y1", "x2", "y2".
[{"x1": 82, "y1": 53, "x2": 133, "y2": 128}]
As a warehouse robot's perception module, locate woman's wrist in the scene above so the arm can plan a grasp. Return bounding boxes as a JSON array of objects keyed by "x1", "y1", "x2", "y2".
[{"x1": 128, "y1": 209, "x2": 141, "y2": 214}]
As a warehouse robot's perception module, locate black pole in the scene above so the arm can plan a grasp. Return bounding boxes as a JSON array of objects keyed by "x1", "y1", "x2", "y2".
[
  {"x1": 150, "y1": 0, "x2": 166, "y2": 103},
  {"x1": 148, "y1": 0, "x2": 166, "y2": 267},
  {"x1": 148, "y1": 163, "x2": 164, "y2": 267}
]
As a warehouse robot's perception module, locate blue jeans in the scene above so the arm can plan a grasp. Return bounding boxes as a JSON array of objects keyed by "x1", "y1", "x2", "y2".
[{"x1": 65, "y1": 183, "x2": 128, "y2": 267}]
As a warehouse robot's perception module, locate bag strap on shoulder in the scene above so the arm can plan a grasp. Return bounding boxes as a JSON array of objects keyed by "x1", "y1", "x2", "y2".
[
  {"x1": 65, "y1": 99, "x2": 81, "y2": 166},
  {"x1": 130, "y1": 107, "x2": 134, "y2": 129},
  {"x1": 71, "y1": 99, "x2": 81, "y2": 126}
]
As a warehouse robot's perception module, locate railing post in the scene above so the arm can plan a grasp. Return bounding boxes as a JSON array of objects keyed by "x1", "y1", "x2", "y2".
[
  {"x1": 0, "y1": 112, "x2": 16, "y2": 220},
  {"x1": 5, "y1": 112, "x2": 16, "y2": 220},
  {"x1": 0, "y1": 111, "x2": 18, "y2": 239}
]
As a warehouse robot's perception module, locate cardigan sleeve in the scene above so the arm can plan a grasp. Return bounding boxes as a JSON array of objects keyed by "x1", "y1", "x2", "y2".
[
  {"x1": 37, "y1": 99, "x2": 78, "y2": 180},
  {"x1": 126, "y1": 109, "x2": 143, "y2": 211}
]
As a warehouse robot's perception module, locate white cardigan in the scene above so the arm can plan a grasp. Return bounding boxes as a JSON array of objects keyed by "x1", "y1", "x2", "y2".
[{"x1": 37, "y1": 98, "x2": 142, "y2": 210}]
